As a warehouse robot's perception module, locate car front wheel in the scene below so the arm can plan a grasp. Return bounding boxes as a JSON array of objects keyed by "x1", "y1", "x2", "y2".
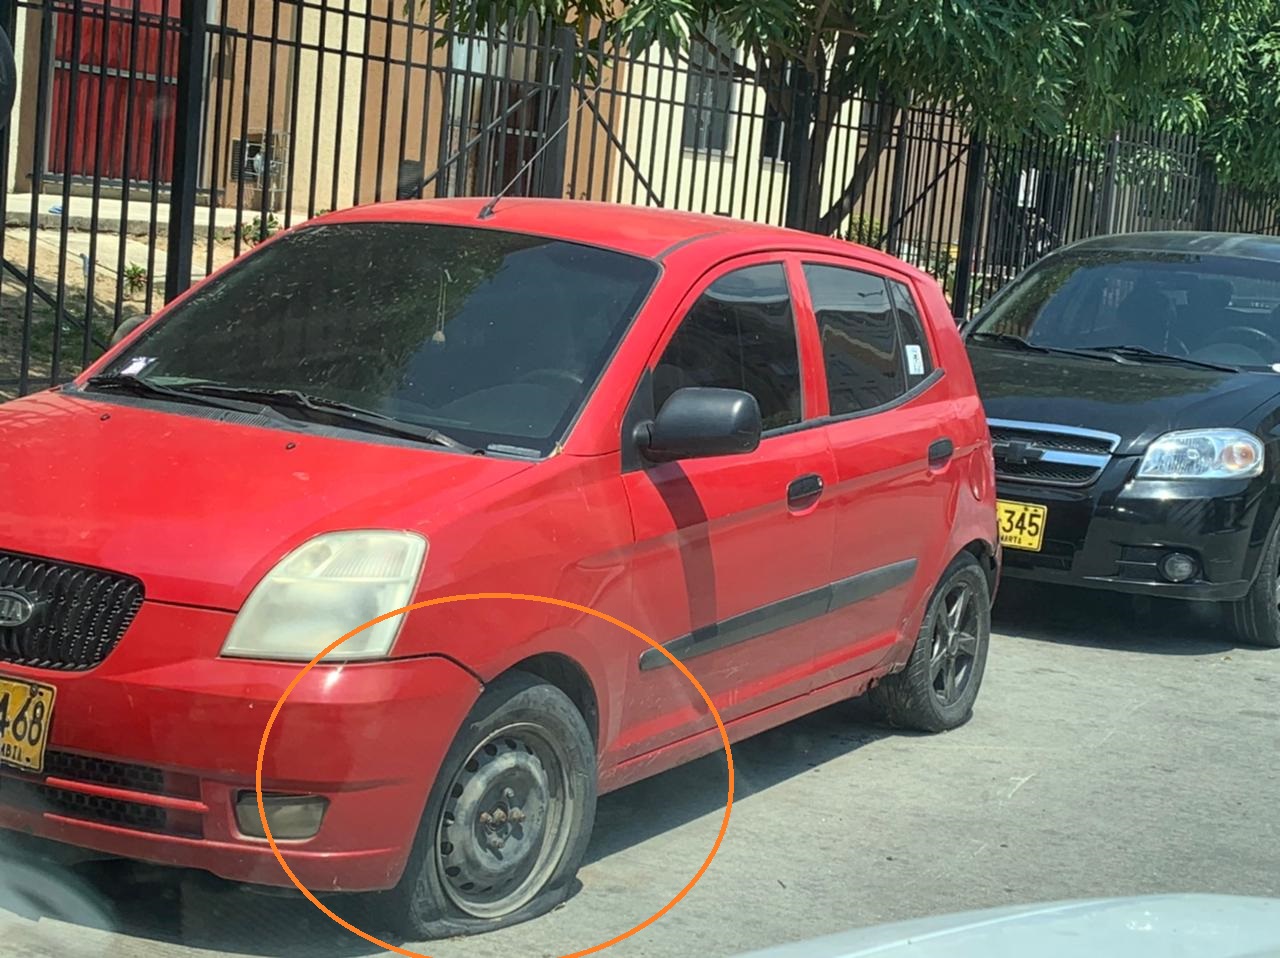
[
  {"x1": 375, "y1": 671, "x2": 597, "y2": 939},
  {"x1": 1228, "y1": 522, "x2": 1280, "y2": 648},
  {"x1": 861, "y1": 552, "x2": 992, "y2": 732}
]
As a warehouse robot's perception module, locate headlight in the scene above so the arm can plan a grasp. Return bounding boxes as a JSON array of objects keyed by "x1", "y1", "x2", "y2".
[
  {"x1": 221, "y1": 531, "x2": 427, "y2": 662},
  {"x1": 1137, "y1": 429, "x2": 1264, "y2": 480}
]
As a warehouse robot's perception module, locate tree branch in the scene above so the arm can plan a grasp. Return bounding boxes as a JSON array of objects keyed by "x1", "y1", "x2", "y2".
[
  {"x1": 816, "y1": 97, "x2": 902, "y2": 235},
  {"x1": 805, "y1": 0, "x2": 832, "y2": 73},
  {"x1": 688, "y1": 26, "x2": 758, "y2": 84}
]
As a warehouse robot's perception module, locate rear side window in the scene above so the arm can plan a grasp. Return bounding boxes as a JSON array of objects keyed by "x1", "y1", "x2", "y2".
[
  {"x1": 653, "y1": 263, "x2": 802, "y2": 430},
  {"x1": 888, "y1": 279, "x2": 934, "y2": 387},
  {"x1": 803, "y1": 264, "x2": 905, "y2": 414}
]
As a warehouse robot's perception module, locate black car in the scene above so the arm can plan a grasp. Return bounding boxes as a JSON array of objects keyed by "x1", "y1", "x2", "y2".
[{"x1": 964, "y1": 231, "x2": 1280, "y2": 647}]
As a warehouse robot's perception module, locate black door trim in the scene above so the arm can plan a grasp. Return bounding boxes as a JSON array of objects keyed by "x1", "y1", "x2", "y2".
[{"x1": 638, "y1": 557, "x2": 918, "y2": 671}]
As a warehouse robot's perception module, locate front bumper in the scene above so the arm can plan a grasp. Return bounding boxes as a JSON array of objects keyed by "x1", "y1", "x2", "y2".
[
  {"x1": 997, "y1": 458, "x2": 1271, "y2": 601},
  {"x1": 0, "y1": 600, "x2": 482, "y2": 892}
]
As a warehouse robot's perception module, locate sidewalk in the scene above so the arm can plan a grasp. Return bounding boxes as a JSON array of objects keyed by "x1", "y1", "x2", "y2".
[{"x1": 3, "y1": 193, "x2": 312, "y2": 240}]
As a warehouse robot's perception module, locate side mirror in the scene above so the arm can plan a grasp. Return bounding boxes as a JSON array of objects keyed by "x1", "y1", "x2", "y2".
[{"x1": 638, "y1": 387, "x2": 762, "y2": 463}]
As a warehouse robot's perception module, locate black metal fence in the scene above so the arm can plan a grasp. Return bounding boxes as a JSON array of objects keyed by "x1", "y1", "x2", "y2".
[{"x1": 2, "y1": 0, "x2": 1278, "y2": 399}]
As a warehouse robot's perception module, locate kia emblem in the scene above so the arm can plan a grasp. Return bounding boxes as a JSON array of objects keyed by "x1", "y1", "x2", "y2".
[{"x1": 0, "y1": 588, "x2": 35, "y2": 628}]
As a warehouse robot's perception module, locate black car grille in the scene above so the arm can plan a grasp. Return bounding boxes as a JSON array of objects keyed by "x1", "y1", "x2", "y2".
[
  {"x1": 0, "y1": 750, "x2": 203, "y2": 836},
  {"x1": 995, "y1": 461, "x2": 1103, "y2": 484},
  {"x1": 988, "y1": 419, "x2": 1120, "y2": 487},
  {"x1": 16, "y1": 780, "x2": 169, "y2": 832},
  {"x1": 43, "y1": 750, "x2": 167, "y2": 795},
  {"x1": 989, "y1": 424, "x2": 1115, "y2": 455},
  {"x1": 0, "y1": 551, "x2": 143, "y2": 670}
]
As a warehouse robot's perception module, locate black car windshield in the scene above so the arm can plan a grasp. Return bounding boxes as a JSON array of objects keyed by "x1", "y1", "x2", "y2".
[
  {"x1": 98, "y1": 222, "x2": 659, "y2": 455},
  {"x1": 969, "y1": 250, "x2": 1280, "y2": 370}
]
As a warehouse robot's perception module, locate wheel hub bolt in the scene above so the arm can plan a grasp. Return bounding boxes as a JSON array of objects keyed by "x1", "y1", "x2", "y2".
[
  {"x1": 486, "y1": 834, "x2": 504, "y2": 849},
  {"x1": 479, "y1": 812, "x2": 492, "y2": 825},
  {"x1": 492, "y1": 808, "x2": 507, "y2": 824},
  {"x1": 510, "y1": 808, "x2": 525, "y2": 824}
]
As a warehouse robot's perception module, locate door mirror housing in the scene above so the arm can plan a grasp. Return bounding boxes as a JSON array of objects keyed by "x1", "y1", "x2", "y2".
[{"x1": 638, "y1": 387, "x2": 762, "y2": 463}]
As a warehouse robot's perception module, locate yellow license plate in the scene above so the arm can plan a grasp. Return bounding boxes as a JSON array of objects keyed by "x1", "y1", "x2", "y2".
[
  {"x1": 0, "y1": 676, "x2": 56, "y2": 773},
  {"x1": 997, "y1": 499, "x2": 1048, "y2": 552}
]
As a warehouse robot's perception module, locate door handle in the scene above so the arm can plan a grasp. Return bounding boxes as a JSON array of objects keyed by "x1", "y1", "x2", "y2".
[
  {"x1": 787, "y1": 473, "x2": 824, "y2": 508},
  {"x1": 928, "y1": 438, "x2": 954, "y2": 467}
]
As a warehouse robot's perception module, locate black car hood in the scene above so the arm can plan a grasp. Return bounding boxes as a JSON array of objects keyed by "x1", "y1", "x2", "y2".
[{"x1": 968, "y1": 344, "x2": 1280, "y2": 455}]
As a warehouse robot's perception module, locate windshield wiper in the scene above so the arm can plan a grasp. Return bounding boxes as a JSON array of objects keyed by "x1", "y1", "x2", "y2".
[
  {"x1": 968, "y1": 332, "x2": 1122, "y2": 363},
  {"x1": 1079, "y1": 345, "x2": 1239, "y2": 373},
  {"x1": 83, "y1": 374, "x2": 292, "y2": 421},
  {"x1": 179, "y1": 383, "x2": 479, "y2": 454},
  {"x1": 968, "y1": 331, "x2": 1049, "y2": 351}
]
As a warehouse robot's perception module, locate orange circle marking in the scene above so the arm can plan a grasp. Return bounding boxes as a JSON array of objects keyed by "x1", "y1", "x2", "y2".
[{"x1": 255, "y1": 592, "x2": 735, "y2": 958}]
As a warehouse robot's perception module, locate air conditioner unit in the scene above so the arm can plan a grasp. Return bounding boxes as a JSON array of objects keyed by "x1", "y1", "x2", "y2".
[{"x1": 230, "y1": 131, "x2": 290, "y2": 210}]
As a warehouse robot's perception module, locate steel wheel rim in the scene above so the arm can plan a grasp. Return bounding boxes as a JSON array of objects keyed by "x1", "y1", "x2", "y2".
[
  {"x1": 930, "y1": 580, "x2": 980, "y2": 707},
  {"x1": 435, "y1": 722, "x2": 573, "y2": 919}
]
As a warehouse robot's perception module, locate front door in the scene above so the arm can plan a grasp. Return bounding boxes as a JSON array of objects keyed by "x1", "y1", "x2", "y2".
[
  {"x1": 616, "y1": 258, "x2": 837, "y2": 760},
  {"x1": 48, "y1": 0, "x2": 182, "y2": 183}
]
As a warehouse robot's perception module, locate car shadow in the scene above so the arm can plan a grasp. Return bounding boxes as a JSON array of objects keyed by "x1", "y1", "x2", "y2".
[
  {"x1": 0, "y1": 704, "x2": 893, "y2": 957},
  {"x1": 585, "y1": 704, "x2": 894, "y2": 865},
  {"x1": 993, "y1": 580, "x2": 1239, "y2": 655}
]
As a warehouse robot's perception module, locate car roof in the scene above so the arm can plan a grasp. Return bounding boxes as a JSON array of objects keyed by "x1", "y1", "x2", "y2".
[
  {"x1": 1061, "y1": 230, "x2": 1280, "y2": 263},
  {"x1": 316, "y1": 196, "x2": 917, "y2": 271}
]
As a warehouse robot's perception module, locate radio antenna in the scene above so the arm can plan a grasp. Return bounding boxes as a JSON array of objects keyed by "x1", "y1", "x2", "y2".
[{"x1": 477, "y1": 69, "x2": 603, "y2": 221}]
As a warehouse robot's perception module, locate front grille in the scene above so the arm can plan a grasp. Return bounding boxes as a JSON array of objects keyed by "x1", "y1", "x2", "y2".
[
  {"x1": 996, "y1": 461, "x2": 1102, "y2": 484},
  {"x1": 0, "y1": 551, "x2": 143, "y2": 670},
  {"x1": 988, "y1": 419, "x2": 1120, "y2": 487},
  {"x1": 989, "y1": 424, "x2": 1114, "y2": 455},
  {"x1": 1, "y1": 778, "x2": 170, "y2": 832},
  {"x1": 0, "y1": 751, "x2": 202, "y2": 837},
  {"x1": 43, "y1": 750, "x2": 167, "y2": 795},
  {"x1": 1004, "y1": 537, "x2": 1074, "y2": 571}
]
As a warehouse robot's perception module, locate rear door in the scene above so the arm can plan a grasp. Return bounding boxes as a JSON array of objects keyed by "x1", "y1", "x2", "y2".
[
  {"x1": 615, "y1": 257, "x2": 837, "y2": 760},
  {"x1": 796, "y1": 259, "x2": 959, "y2": 684}
]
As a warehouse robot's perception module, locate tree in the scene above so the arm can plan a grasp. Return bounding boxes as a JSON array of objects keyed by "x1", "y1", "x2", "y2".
[{"x1": 441, "y1": 0, "x2": 1280, "y2": 234}]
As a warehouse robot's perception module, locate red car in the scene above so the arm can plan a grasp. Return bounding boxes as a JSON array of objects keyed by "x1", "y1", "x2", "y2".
[{"x1": 0, "y1": 199, "x2": 997, "y2": 936}]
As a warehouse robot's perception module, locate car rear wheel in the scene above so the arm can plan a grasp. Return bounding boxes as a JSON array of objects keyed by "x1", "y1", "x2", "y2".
[
  {"x1": 374, "y1": 671, "x2": 596, "y2": 939},
  {"x1": 861, "y1": 553, "x2": 991, "y2": 732},
  {"x1": 1228, "y1": 523, "x2": 1280, "y2": 648}
]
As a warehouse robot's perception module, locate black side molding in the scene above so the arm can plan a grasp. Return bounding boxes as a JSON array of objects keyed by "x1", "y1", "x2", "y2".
[{"x1": 639, "y1": 558, "x2": 918, "y2": 671}]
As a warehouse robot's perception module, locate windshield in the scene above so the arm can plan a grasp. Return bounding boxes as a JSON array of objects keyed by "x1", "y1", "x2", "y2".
[
  {"x1": 98, "y1": 223, "x2": 658, "y2": 456},
  {"x1": 969, "y1": 250, "x2": 1280, "y2": 369}
]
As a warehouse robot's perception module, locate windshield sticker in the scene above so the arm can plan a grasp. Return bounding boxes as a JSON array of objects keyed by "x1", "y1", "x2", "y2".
[
  {"x1": 905, "y1": 344, "x2": 925, "y2": 376},
  {"x1": 120, "y1": 356, "x2": 154, "y2": 376}
]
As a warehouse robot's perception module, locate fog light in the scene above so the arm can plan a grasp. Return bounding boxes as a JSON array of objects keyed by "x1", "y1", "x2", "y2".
[
  {"x1": 235, "y1": 792, "x2": 328, "y2": 840},
  {"x1": 1159, "y1": 552, "x2": 1198, "y2": 583}
]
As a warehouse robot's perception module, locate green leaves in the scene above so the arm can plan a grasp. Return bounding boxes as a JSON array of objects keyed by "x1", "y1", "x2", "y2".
[{"x1": 443, "y1": 0, "x2": 1280, "y2": 208}]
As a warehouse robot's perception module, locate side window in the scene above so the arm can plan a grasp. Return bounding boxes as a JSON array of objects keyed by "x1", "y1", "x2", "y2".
[
  {"x1": 888, "y1": 279, "x2": 934, "y2": 388},
  {"x1": 803, "y1": 264, "x2": 905, "y2": 414},
  {"x1": 653, "y1": 263, "x2": 802, "y2": 431}
]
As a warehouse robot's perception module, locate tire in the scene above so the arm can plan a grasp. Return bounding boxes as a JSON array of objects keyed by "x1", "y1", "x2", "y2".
[
  {"x1": 372, "y1": 671, "x2": 597, "y2": 939},
  {"x1": 1228, "y1": 521, "x2": 1280, "y2": 648},
  {"x1": 861, "y1": 553, "x2": 992, "y2": 732}
]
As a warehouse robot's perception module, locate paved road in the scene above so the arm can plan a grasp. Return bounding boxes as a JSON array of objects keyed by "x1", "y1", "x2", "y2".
[{"x1": 3, "y1": 583, "x2": 1279, "y2": 958}]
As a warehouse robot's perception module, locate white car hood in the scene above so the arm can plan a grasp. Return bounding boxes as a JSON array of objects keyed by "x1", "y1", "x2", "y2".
[{"x1": 736, "y1": 895, "x2": 1280, "y2": 958}]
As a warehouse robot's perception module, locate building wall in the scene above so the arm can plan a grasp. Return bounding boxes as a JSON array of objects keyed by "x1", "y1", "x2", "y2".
[{"x1": 610, "y1": 46, "x2": 863, "y2": 226}]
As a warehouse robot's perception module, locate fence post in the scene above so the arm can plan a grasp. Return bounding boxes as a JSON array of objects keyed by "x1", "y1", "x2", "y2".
[
  {"x1": 164, "y1": 0, "x2": 207, "y2": 303},
  {"x1": 951, "y1": 140, "x2": 986, "y2": 319},
  {"x1": 783, "y1": 65, "x2": 813, "y2": 230},
  {"x1": 537, "y1": 27, "x2": 575, "y2": 198},
  {"x1": 884, "y1": 120, "x2": 909, "y2": 254},
  {"x1": 1097, "y1": 133, "x2": 1119, "y2": 234},
  {"x1": 1195, "y1": 154, "x2": 1218, "y2": 231}
]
